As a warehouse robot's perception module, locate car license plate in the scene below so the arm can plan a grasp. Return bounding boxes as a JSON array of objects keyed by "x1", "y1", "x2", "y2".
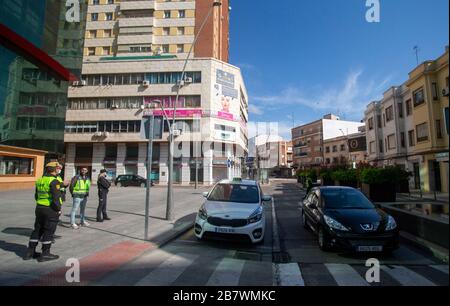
[
  {"x1": 215, "y1": 227, "x2": 235, "y2": 233},
  {"x1": 357, "y1": 246, "x2": 383, "y2": 252}
]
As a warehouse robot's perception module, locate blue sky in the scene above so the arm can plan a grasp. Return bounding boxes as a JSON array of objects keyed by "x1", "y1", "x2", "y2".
[{"x1": 228, "y1": 0, "x2": 449, "y2": 139}]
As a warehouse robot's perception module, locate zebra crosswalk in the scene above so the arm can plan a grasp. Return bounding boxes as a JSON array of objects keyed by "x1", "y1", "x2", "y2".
[{"x1": 91, "y1": 247, "x2": 449, "y2": 286}]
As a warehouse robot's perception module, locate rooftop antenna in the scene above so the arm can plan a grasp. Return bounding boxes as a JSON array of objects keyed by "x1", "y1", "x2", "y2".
[{"x1": 413, "y1": 45, "x2": 420, "y2": 65}]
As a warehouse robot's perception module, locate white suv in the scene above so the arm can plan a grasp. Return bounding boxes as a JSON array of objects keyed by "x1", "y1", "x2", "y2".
[{"x1": 194, "y1": 178, "x2": 272, "y2": 244}]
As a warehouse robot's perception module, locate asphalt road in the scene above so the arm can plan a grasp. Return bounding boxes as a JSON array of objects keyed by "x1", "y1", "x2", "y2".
[{"x1": 153, "y1": 179, "x2": 449, "y2": 286}]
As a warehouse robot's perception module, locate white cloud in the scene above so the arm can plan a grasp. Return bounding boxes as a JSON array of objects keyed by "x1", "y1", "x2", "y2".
[
  {"x1": 253, "y1": 70, "x2": 392, "y2": 120},
  {"x1": 248, "y1": 104, "x2": 263, "y2": 115},
  {"x1": 247, "y1": 121, "x2": 299, "y2": 140}
]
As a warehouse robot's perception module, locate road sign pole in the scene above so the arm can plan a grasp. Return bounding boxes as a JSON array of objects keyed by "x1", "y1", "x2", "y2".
[{"x1": 144, "y1": 115, "x2": 154, "y2": 241}]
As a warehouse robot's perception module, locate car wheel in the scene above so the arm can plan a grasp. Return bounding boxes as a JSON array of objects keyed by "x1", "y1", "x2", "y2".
[
  {"x1": 117, "y1": 182, "x2": 122, "y2": 187},
  {"x1": 318, "y1": 227, "x2": 331, "y2": 251},
  {"x1": 140, "y1": 182, "x2": 146, "y2": 188},
  {"x1": 302, "y1": 211, "x2": 308, "y2": 229}
]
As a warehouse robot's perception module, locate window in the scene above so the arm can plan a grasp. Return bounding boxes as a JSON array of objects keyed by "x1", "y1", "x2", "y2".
[
  {"x1": 408, "y1": 130, "x2": 415, "y2": 147},
  {"x1": 387, "y1": 134, "x2": 396, "y2": 150},
  {"x1": 369, "y1": 141, "x2": 376, "y2": 154},
  {"x1": 162, "y1": 45, "x2": 169, "y2": 53},
  {"x1": 432, "y1": 83, "x2": 439, "y2": 101},
  {"x1": 416, "y1": 122, "x2": 429, "y2": 142},
  {"x1": 163, "y1": 27, "x2": 170, "y2": 36},
  {"x1": 93, "y1": 0, "x2": 99, "y2": 5},
  {"x1": 107, "y1": 0, "x2": 114, "y2": 4},
  {"x1": 87, "y1": 47, "x2": 95, "y2": 56},
  {"x1": 104, "y1": 30, "x2": 112, "y2": 38},
  {"x1": 105, "y1": 13, "x2": 113, "y2": 21},
  {"x1": 386, "y1": 106, "x2": 394, "y2": 122},
  {"x1": 89, "y1": 30, "x2": 97, "y2": 38},
  {"x1": 398, "y1": 102, "x2": 403, "y2": 118},
  {"x1": 400, "y1": 132, "x2": 405, "y2": 148},
  {"x1": 340, "y1": 144, "x2": 345, "y2": 151},
  {"x1": 177, "y1": 44, "x2": 184, "y2": 53},
  {"x1": 105, "y1": 144, "x2": 117, "y2": 159},
  {"x1": 0, "y1": 156, "x2": 34, "y2": 175},
  {"x1": 325, "y1": 146, "x2": 330, "y2": 153},
  {"x1": 332, "y1": 157, "x2": 338, "y2": 164},
  {"x1": 405, "y1": 99, "x2": 412, "y2": 116},
  {"x1": 379, "y1": 139, "x2": 383, "y2": 153},
  {"x1": 91, "y1": 13, "x2": 98, "y2": 21},
  {"x1": 332, "y1": 146, "x2": 337, "y2": 152},
  {"x1": 413, "y1": 88, "x2": 425, "y2": 107},
  {"x1": 368, "y1": 117, "x2": 374, "y2": 130},
  {"x1": 326, "y1": 158, "x2": 330, "y2": 164},
  {"x1": 164, "y1": 10, "x2": 171, "y2": 18},
  {"x1": 102, "y1": 47, "x2": 110, "y2": 55},
  {"x1": 382, "y1": 114, "x2": 386, "y2": 126},
  {"x1": 178, "y1": 10, "x2": 186, "y2": 18},
  {"x1": 126, "y1": 145, "x2": 139, "y2": 159},
  {"x1": 436, "y1": 120, "x2": 443, "y2": 139},
  {"x1": 377, "y1": 115, "x2": 382, "y2": 128},
  {"x1": 177, "y1": 27, "x2": 185, "y2": 35}
]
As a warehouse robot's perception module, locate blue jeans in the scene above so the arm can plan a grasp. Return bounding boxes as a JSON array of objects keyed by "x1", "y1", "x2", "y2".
[{"x1": 70, "y1": 196, "x2": 88, "y2": 225}]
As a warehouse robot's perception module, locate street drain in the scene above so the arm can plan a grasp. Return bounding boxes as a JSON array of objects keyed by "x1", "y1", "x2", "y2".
[
  {"x1": 273, "y1": 252, "x2": 291, "y2": 263},
  {"x1": 234, "y1": 251, "x2": 262, "y2": 261}
]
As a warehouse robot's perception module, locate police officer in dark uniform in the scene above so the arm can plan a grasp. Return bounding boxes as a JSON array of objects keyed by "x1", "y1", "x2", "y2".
[{"x1": 23, "y1": 162, "x2": 63, "y2": 262}]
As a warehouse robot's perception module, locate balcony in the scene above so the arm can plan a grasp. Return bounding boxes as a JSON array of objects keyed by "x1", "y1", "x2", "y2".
[
  {"x1": 294, "y1": 142, "x2": 307, "y2": 148},
  {"x1": 294, "y1": 152, "x2": 308, "y2": 157},
  {"x1": 119, "y1": 17, "x2": 154, "y2": 28},
  {"x1": 120, "y1": 0, "x2": 155, "y2": 11},
  {"x1": 117, "y1": 34, "x2": 153, "y2": 45}
]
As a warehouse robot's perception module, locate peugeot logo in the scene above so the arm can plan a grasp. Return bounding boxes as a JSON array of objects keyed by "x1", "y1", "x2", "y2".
[{"x1": 360, "y1": 223, "x2": 374, "y2": 231}]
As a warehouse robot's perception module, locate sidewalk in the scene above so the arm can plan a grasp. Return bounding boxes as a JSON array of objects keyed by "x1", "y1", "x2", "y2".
[
  {"x1": 0, "y1": 185, "x2": 209, "y2": 286},
  {"x1": 398, "y1": 190, "x2": 449, "y2": 204}
]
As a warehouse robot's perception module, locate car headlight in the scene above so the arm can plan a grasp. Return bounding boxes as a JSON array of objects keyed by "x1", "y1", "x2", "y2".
[
  {"x1": 324, "y1": 215, "x2": 349, "y2": 231},
  {"x1": 198, "y1": 204, "x2": 208, "y2": 220},
  {"x1": 385, "y1": 215, "x2": 397, "y2": 231},
  {"x1": 248, "y1": 206, "x2": 263, "y2": 224}
]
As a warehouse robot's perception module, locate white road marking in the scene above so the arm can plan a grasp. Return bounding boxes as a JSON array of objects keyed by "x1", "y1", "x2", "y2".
[
  {"x1": 429, "y1": 265, "x2": 449, "y2": 275},
  {"x1": 271, "y1": 197, "x2": 281, "y2": 253},
  {"x1": 206, "y1": 258, "x2": 246, "y2": 286},
  {"x1": 276, "y1": 263, "x2": 305, "y2": 286},
  {"x1": 381, "y1": 265, "x2": 436, "y2": 286},
  {"x1": 325, "y1": 263, "x2": 369, "y2": 286},
  {"x1": 135, "y1": 253, "x2": 198, "y2": 286}
]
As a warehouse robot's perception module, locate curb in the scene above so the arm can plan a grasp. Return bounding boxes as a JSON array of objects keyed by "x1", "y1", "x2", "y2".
[
  {"x1": 152, "y1": 218, "x2": 195, "y2": 248},
  {"x1": 400, "y1": 231, "x2": 449, "y2": 263}
]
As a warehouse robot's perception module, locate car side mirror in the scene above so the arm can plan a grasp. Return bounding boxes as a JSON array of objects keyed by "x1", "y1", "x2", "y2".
[
  {"x1": 262, "y1": 195, "x2": 272, "y2": 202},
  {"x1": 202, "y1": 192, "x2": 209, "y2": 198}
]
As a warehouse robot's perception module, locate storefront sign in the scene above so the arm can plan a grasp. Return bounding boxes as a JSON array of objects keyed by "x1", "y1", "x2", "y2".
[
  {"x1": 348, "y1": 136, "x2": 367, "y2": 152},
  {"x1": 217, "y1": 111, "x2": 234, "y2": 121},
  {"x1": 436, "y1": 152, "x2": 449, "y2": 162}
]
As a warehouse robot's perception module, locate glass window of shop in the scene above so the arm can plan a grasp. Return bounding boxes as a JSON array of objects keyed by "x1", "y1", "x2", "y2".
[
  {"x1": 0, "y1": 155, "x2": 34, "y2": 176},
  {"x1": 0, "y1": 0, "x2": 86, "y2": 155}
]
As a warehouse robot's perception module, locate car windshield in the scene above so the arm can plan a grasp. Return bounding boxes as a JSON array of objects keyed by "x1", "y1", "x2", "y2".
[
  {"x1": 321, "y1": 189, "x2": 375, "y2": 209},
  {"x1": 207, "y1": 184, "x2": 260, "y2": 204}
]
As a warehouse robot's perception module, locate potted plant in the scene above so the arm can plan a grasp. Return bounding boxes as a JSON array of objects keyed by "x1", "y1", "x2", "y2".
[
  {"x1": 331, "y1": 168, "x2": 358, "y2": 188},
  {"x1": 359, "y1": 167, "x2": 398, "y2": 202}
]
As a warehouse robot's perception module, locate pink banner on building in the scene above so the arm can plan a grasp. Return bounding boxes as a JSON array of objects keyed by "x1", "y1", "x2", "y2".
[
  {"x1": 151, "y1": 109, "x2": 203, "y2": 118},
  {"x1": 217, "y1": 111, "x2": 234, "y2": 121}
]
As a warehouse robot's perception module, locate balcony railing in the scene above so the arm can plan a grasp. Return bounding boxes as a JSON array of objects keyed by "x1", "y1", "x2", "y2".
[{"x1": 120, "y1": 0, "x2": 155, "y2": 11}]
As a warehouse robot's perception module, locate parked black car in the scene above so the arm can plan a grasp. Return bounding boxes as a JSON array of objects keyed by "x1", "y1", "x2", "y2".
[
  {"x1": 301, "y1": 186, "x2": 399, "y2": 254},
  {"x1": 115, "y1": 174, "x2": 154, "y2": 187}
]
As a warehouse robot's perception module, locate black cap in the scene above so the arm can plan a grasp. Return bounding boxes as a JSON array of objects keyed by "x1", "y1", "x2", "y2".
[{"x1": 100, "y1": 169, "x2": 107, "y2": 174}]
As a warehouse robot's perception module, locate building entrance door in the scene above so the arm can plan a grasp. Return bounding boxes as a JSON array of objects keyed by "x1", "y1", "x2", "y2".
[
  {"x1": 413, "y1": 162, "x2": 420, "y2": 189},
  {"x1": 431, "y1": 160, "x2": 442, "y2": 192}
]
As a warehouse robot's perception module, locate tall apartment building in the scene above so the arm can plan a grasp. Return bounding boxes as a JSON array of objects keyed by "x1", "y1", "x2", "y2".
[
  {"x1": 364, "y1": 47, "x2": 449, "y2": 193},
  {"x1": 291, "y1": 114, "x2": 364, "y2": 170},
  {"x1": 64, "y1": 0, "x2": 249, "y2": 185}
]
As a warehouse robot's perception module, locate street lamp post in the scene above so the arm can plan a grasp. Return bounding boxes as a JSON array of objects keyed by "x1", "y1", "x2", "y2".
[{"x1": 166, "y1": 0, "x2": 222, "y2": 221}]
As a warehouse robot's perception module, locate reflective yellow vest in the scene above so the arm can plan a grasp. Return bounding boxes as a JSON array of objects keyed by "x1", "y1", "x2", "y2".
[
  {"x1": 73, "y1": 176, "x2": 91, "y2": 197},
  {"x1": 36, "y1": 176, "x2": 60, "y2": 206}
]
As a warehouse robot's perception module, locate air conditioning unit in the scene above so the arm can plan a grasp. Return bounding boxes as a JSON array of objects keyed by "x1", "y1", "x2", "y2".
[
  {"x1": 172, "y1": 129, "x2": 181, "y2": 137},
  {"x1": 94, "y1": 132, "x2": 102, "y2": 137},
  {"x1": 184, "y1": 77, "x2": 193, "y2": 84},
  {"x1": 443, "y1": 87, "x2": 449, "y2": 97},
  {"x1": 142, "y1": 80, "x2": 150, "y2": 87},
  {"x1": 103, "y1": 132, "x2": 110, "y2": 137},
  {"x1": 110, "y1": 104, "x2": 118, "y2": 109}
]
